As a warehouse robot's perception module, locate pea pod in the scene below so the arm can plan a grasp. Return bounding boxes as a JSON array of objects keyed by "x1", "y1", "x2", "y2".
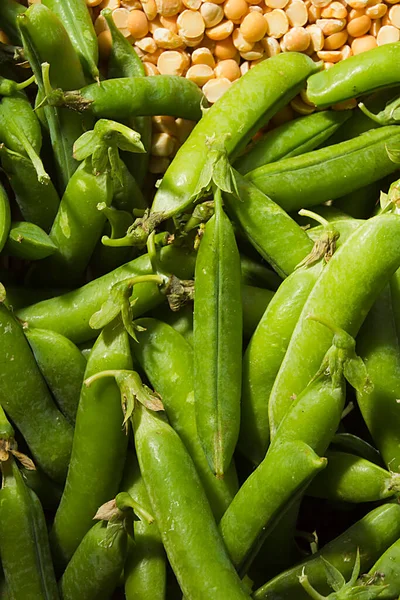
[
  {"x1": 59, "y1": 520, "x2": 127, "y2": 600},
  {"x1": 133, "y1": 318, "x2": 238, "y2": 521},
  {"x1": 121, "y1": 451, "x2": 167, "y2": 600},
  {"x1": 269, "y1": 213, "x2": 400, "y2": 438},
  {"x1": 239, "y1": 254, "x2": 281, "y2": 290},
  {"x1": 242, "y1": 285, "x2": 274, "y2": 339},
  {"x1": 0, "y1": 457, "x2": 59, "y2": 600},
  {"x1": 330, "y1": 433, "x2": 383, "y2": 466},
  {"x1": 25, "y1": 327, "x2": 86, "y2": 424},
  {"x1": 0, "y1": 181, "x2": 11, "y2": 254},
  {"x1": 50, "y1": 318, "x2": 131, "y2": 572},
  {"x1": 254, "y1": 503, "x2": 400, "y2": 600},
  {"x1": 0, "y1": 145, "x2": 60, "y2": 232},
  {"x1": 4, "y1": 221, "x2": 57, "y2": 260},
  {"x1": 307, "y1": 42, "x2": 400, "y2": 108},
  {"x1": 358, "y1": 537, "x2": 400, "y2": 600},
  {"x1": 0, "y1": 301, "x2": 73, "y2": 483},
  {"x1": 41, "y1": 0, "x2": 99, "y2": 81},
  {"x1": 132, "y1": 401, "x2": 251, "y2": 600},
  {"x1": 151, "y1": 52, "x2": 320, "y2": 220},
  {"x1": 22, "y1": 466, "x2": 63, "y2": 512},
  {"x1": 235, "y1": 110, "x2": 351, "y2": 175},
  {"x1": 193, "y1": 189, "x2": 242, "y2": 477},
  {"x1": 246, "y1": 126, "x2": 400, "y2": 214},
  {"x1": 91, "y1": 203, "x2": 135, "y2": 278},
  {"x1": 0, "y1": 0, "x2": 26, "y2": 45}
]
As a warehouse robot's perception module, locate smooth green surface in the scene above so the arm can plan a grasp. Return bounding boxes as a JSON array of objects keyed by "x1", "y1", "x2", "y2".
[
  {"x1": 0, "y1": 182, "x2": 11, "y2": 254},
  {"x1": 4, "y1": 221, "x2": 57, "y2": 260}
]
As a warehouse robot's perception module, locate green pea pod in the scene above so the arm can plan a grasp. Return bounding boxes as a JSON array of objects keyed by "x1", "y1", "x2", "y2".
[
  {"x1": 51, "y1": 76, "x2": 205, "y2": 121},
  {"x1": 25, "y1": 327, "x2": 86, "y2": 424},
  {"x1": 241, "y1": 285, "x2": 274, "y2": 339},
  {"x1": 102, "y1": 8, "x2": 151, "y2": 188},
  {"x1": 334, "y1": 180, "x2": 381, "y2": 219},
  {"x1": 269, "y1": 213, "x2": 400, "y2": 438},
  {"x1": 0, "y1": 302, "x2": 73, "y2": 483},
  {"x1": 307, "y1": 43, "x2": 400, "y2": 108},
  {"x1": 3, "y1": 285, "x2": 68, "y2": 311},
  {"x1": 246, "y1": 126, "x2": 400, "y2": 214},
  {"x1": 224, "y1": 172, "x2": 313, "y2": 278},
  {"x1": 149, "y1": 303, "x2": 194, "y2": 346},
  {"x1": 59, "y1": 520, "x2": 127, "y2": 600},
  {"x1": 121, "y1": 451, "x2": 167, "y2": 600},
  {"x1": 360, "y1": 537, "x2": 400, "y2": 600},
  {"x1": 22, "y1": 466, "x2": 63, "y2": 512},
  {"x1": 41, "y1": 0, "x2": 99, "y2": 81},
  {"x1": 0, "y1": 0, "x2": 26, "y2": 45},
  {"x1": 17, "y1": 245, "x2": 196, "y2": 344},
  {"x1": 18, "y1": 4, "x2": 90, "y2": 192},
  {"x1": 0, "y1": 181, "x2": 11, "y2": 254},
  {"x1": 0, "y1": 145, "x2": 60, "y2": 232},
  {"x1": 307, "y1": 450, "x2": 399, "y2": 503},
  {"x1": 133, "y1": 402, "x2": 251, "y2": 600},
  {"x1": 4, "y1": 221, "x2": 57, "y2": 260},
  {"x1": 239, "y1": 255, "x2": 281, "y2": 290},
  {"x1": 133, "y1": 318, "x2": 239, "y2": 521},
  {"x1": 330, "y1": 433, "x2": 383, "y2": 466},
  {"x1": 0, "y1": 457, "x2": 59, "y2": 600},
  {"x1": 151, "y1": 52, "x2": 320, "y2": 221},
  {"x1": 112, "y1": 160, "x2": 147, "y2": 212},
  {"x1": 235, "y1": 110, "x2": 351, "y2": 175},
  {"x1": 193, "y1": 188, "x2": 242, "y2": 477},
  {"x1": 50, "y1": 318, "x2": 131, "y2": 572},
  {"x1": 219, "y1": 441, "x2": 327, "y2": 574},
  {"x1": 356, "y1": 284, "x2": 400, "y2": 472}
]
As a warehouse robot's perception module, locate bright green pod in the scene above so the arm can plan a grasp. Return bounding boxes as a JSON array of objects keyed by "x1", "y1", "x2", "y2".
[
  {"x1": 193, "y1": 189, "x2": 242, "y2": 477},
  {"x1": 0, "y1": 181, "x2": 11, "y2": 254},
  {"x1": 4, "y1": 221, "x2": 57, "y2": 260},
  {"x1": 361, "y1": 537, "x2": 400, "y2": 600}
]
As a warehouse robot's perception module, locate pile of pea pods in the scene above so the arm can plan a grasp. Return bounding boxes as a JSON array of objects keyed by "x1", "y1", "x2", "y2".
[{"x1": 2, "y1": 1, "x2": 400, "y2": 599}]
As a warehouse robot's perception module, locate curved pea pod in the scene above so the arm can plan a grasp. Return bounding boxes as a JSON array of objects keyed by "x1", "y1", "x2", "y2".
[
  {"x1": 50, "y1": 318, "x2": 131, "y2": 572},
  {"x1": 121, "y1": 451, "x2": 167, "y2": 600},
  {"x1": 22, "y1": 466, "x2": 63, "y2": 512},
  {"x1": 307, "y1": 43, "x2": 400, "y2": 108},
  {"x1": 59, "y1": 520, "x2": 127, "y2": 600},
  {"x1": 242, "y1": 285, "x2": 274, "y2": 339},
  {"x1": 133, "y1": 402, "x2": 251, "y2": 600},
  {"x1": 0, "y1": 0, "x2": 26, "y2": 45},
  {"x1": 224, "y1": 172, "x2": 313, "y2": 278},
  {"x1": 239, "y1": 255, "x2": 281, "y2": 290},
  {"x1": 151, "y1": 53, "x2": 320, "y2": 221},
  {"x1": 133, "y1": 318, "x2": 238, "y2": 521},
  {"x1": 4, "y1": 221, "x2": 57, "y2": 260},
  {"x1": 51, "y1": 76, "x2": 205, "y2": 121},
  {"x1": 41, "y1": 0, "x2": 99, "y2": 81},
  {"x1": 193, "y1": 189, "x2": 242, "y2": 477},
  {"x1": 16, "y1": 245, "x2": 196, "y2": 344},
  {"x1": 359, "y1": 537, "x2": 400, "y2": 600},
  {"x1": 0, "y1": 145, "x2": 60, "y2": 232},
  {"x1": 0, "y1": 181, "x2": 11, "y2": 254},
  {"x1": 356, "y1": 285, "x2": 400, "y2": 472},
  {"x1": 0, "y1": 302, "x2": 73, "y2": 483},
  {"x1": 246, "y1": 126, "x2": 400, "y2": 214},
  {"x1": 331, "y1": 433, "x2": 383, "y2": 466},
  {"x1": 18, "y1": 4, "x2": 90, "y2": 192},
  {"x1": 269, "y1": 213, "x2": 400, "y2": 438},
  {"x1": 25, "y1": 328, "x2": 86, "y2": 424},
  {"x1": 0, "y1": 457, "x2": 59, "y2": 600},
  {"x1": 334, "y1": 180, "x2": 381, "y2": 219},
  {"x1": 103, "y1": 8, "x2": 151, "y2": 188},
  {"x1": 235, "y1": 110, "x2": 351, "y2": 175},
  {"x1": 307, "y1": 451, "x2": 399, "y2": 503},
  {"x1": 239, "y1": 261, "x2": 324, "y2": 466},
  {"x1": 112, "y1": 160, "x2": 147, "y2": 212},
  {"x1": 149, "y1": 303, "x2": 194, "y2": 346},
  {"x1": 219, "y1": 441, "x2": 327, "y2": 574},
  {"x1": 253, "y1": 503, "x2": 400, "y2": 600}
]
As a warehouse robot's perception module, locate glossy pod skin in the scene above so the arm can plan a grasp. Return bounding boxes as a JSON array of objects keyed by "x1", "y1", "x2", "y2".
[
  {"x1": 331, "y1": 432, "x2": 383, "y2": 466},
  {"x1": 307, "y1": 451, "x2": 398, "y2": 503},
  {"x1": 194, "y1": 190, "x2": 242, "y2": 477},
  {"x1": 59, "y1": 521, "x2": 127, "y2": 600},
  {"x1": 151, "y1": 53, "x2": 320, "y2": 221},
  {"x1": 0, "y1": 181, "x2": 11, "y2": 254},
  {"x1": 50, "y1": 318, "x2": 131, "y2": 572},
  {"x1": 356, "y1": 285, "x2": 400, "y2": 472},
  {"x1": 0, "y1": 303, "x2": 73, "y2": 483},
  {"x1": 253, "y1": 503, "x2": 400, "y2": 600},
  {"x1": 132, "y1": 403, "x2": 251, "y2": 600},
  {"x1": 133, "y1": 318, "x2": 238, "y2": 521},
  {"x1": 0, "y1": 457, "x2": 59, "y2": 600},
  {"x1": 121, "y1": 451, "x2": 166, "y2": 600},
  {"x1": 17, "y1": 245, "x2": 196, "y2": 344},
  {"x1": 0, "y1": 145, "x2": 60, "y2": 232},
  {"x1": 235, "y1": 110, "x2": 351, "y2": 175},
  {"x1": 224, "y1": 172, "x2": 313, "y2": 278},
  {"x1": 41, "y1": 0, "x2": 99, "y2": 81},
  {"x1": 4, "y1": 221, "x2": 57, "y2": 260},
  {"x1": 25, "y1": 327, "x2": 86, "y2": 424},
  {"x1": 361, "y1": 537, "x2": 400, "y2": 600},
  {"x1": 269, "y1": 214, "x2": 400, "y2": 437},
  {"x1": 307, "y1": 42, "x2": 400, "y2": 108},
  {"x1": 57, "y1": 76, "x2": 205, "y2": 121},
  {"x1": 246, "y1": 126, "x2": 400, "y2": 214}
]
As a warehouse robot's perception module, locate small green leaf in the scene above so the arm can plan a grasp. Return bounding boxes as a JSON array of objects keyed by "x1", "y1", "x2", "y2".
[
  {"x1": 73, "y1": 130, "x2": 100, "y2": 161},
  {"x1": 343, "y1": 356, "x2": 373, "y2": 395},
  {"x1": 89, "y1": 283, "x2": 126, "y2": 330},
  {"x1": 386, "y1": 144, "x2": 400, "y2": 164},
  {"x1": 321, "y1": 558, "x2": 346, "y2": 593}
]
